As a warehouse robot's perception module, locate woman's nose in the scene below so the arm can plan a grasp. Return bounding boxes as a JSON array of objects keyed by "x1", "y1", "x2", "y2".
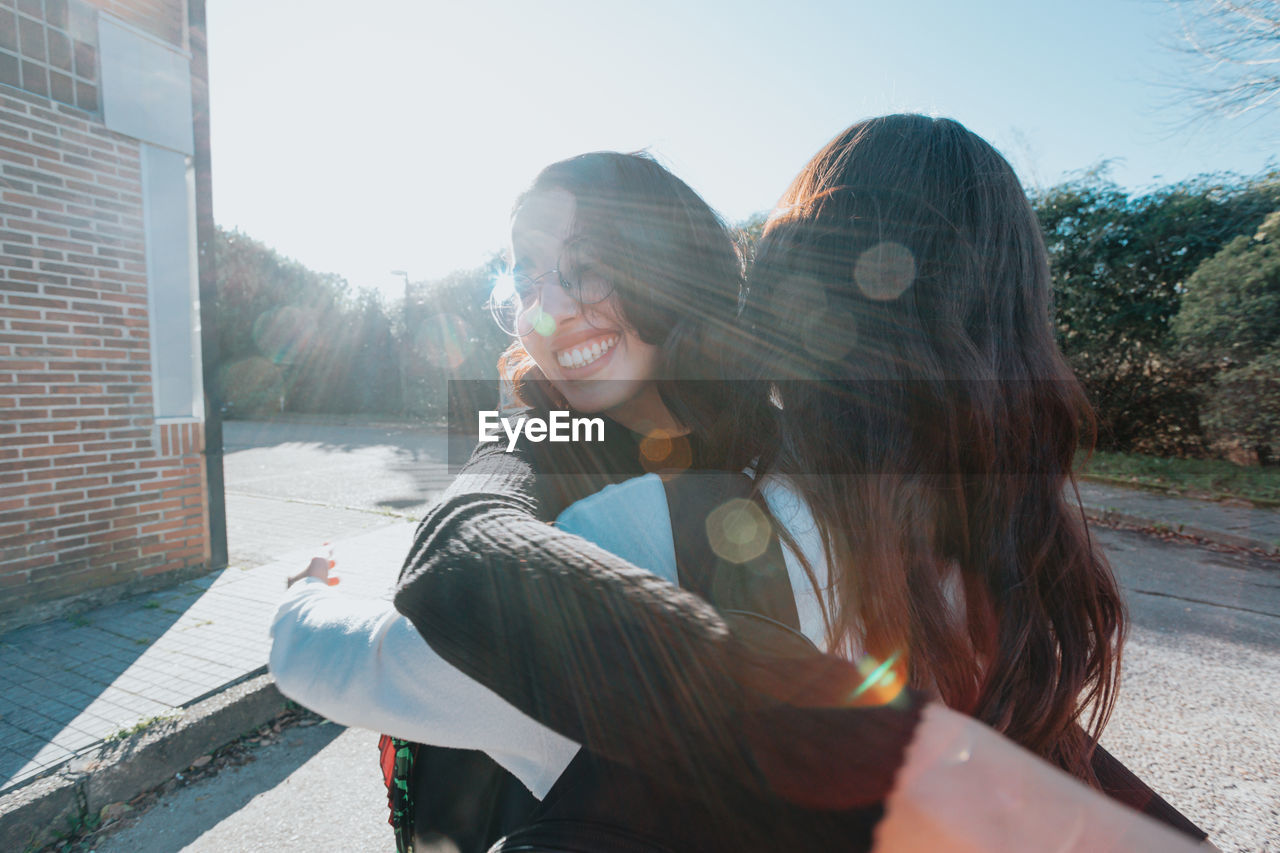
[{"x1": 538, "y1": 279, "x2": 580, "y2": 320}]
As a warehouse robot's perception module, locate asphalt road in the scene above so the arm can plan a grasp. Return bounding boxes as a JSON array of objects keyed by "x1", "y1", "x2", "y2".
[
  {"x1": 222, "y1": 420, "x2": 474, "y2": 521},
  {"x1": 105, "y1": 418, "x2": 1275, "y2": 852}
]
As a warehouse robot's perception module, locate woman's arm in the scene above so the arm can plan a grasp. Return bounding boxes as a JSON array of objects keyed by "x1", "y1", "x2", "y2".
[
  {"x1": 268, "y1": 578, "x2": 579, "y2": 798},
  {"x1": 395, "y1": 438, "x2": 920, "y2": 805},
  {"x1": 266, "y1": 467, "x2": 680, "y2": 800},
  {"x1": 875, "y1": 704, "x2": 1207, "y2": 852},
  {"x1": 394, "y1": 445, "x2": 1212, "y2": 847}
]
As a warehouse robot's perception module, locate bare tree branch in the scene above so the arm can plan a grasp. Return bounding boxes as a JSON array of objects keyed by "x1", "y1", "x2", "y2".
[{"x1": 1166, "y1": 0, "x2": 1280, "y2": 120}]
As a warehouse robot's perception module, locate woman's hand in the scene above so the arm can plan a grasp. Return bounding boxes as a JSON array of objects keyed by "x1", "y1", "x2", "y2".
[{"x1": 287, "y1": 555, "x2": 339, "y2": 588}]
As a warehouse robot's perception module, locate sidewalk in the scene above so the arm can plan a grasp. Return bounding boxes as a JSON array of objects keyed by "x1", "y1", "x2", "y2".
[
  {"x1": 0, "y1": 496, "x2": 415, "y2": 851},
  {"x1": 1077, "y1": 478, "x2": 1280, "y2": 555},
  {"x1": 2, "y1": 479, "x2": 1278, "y2": 850}
]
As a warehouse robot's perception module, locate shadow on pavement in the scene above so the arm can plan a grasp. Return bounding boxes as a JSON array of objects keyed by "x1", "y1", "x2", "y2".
[
  {"x1": 93, "y1": 722, "x2": 348, "y2": 853},
  {"x1": 0, "y1": 591, "x2": 192, "y2": 792}
]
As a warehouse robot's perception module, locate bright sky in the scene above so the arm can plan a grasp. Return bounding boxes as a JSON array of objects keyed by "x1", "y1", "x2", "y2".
[{"x1": 206, "y1": 0, "x2": 1280, "y2": 302}]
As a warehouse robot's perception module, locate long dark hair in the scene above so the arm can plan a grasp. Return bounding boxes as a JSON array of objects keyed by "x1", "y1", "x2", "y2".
[
  {"x1": 743, "y1": 115, "x2": 1125, "y2": 781},
  {"x1": 500, "y1": 151, "x2": 756, "y2": 467}
]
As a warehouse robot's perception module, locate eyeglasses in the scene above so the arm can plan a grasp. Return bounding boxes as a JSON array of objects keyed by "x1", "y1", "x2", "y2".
[{"x1": 487, "y1": 261, "x2": 614, "y2": 336}]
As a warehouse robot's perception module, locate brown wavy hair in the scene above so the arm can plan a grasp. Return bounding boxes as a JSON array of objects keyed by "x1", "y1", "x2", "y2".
[
  {"x1": 499, "y1": 151, "x2": 757, "y2": 468},
  {"x1": 741, "y1": 115, "x2": 1125, "y2": 782}
]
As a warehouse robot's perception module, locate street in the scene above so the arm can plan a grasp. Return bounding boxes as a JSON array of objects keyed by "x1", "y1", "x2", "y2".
[{"x1": 95, "y1": 420, "x2": 1280, "y2": 851}]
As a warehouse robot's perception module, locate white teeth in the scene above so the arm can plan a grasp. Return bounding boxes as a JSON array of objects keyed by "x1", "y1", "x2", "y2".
[{"x1": 557, "y1": 335, "x2": 618, "y2": 369}]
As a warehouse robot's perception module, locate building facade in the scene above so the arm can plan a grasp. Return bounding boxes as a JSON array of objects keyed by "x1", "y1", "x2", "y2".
[{"x1": 0, "y1": 0, "x2": 218, "y2": 631}]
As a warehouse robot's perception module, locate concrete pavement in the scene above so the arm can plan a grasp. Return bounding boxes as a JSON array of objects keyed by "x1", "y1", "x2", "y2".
[
  {"x1": 1, "y1": 424, "x2": 1277, "y2": 849},
  {"x1": 0, "y1": 492, "x2": 414, "y2": 851},
  {"x1": 1077, "y1": 479, "x2": 1280, "y2": 555}
]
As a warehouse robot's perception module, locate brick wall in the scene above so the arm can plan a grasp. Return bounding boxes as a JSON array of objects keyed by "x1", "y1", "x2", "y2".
[{"x1": 1, "y1": 70, "x2": 208, "y2": 628}]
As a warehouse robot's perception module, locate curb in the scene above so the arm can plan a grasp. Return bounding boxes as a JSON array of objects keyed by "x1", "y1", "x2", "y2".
[
  {"x1": 0, "y1": 673, "x2": 288, "y2": 853},
  {"x1": 1081, "y1": 505, "x2": 1280, "y2": 556}
]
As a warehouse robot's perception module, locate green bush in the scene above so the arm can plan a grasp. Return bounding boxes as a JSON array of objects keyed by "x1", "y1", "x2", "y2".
[
  {"x1": 1203, "y1": 350, "x2": 1280, "y2": 466},
  {"x1": 1035, "y1": 173, "x2": 1280, "y2": 454},
  {"x1": 1174, "y1": 210, "x2": 1280, "y2": 365},
  {"x1": 1173, "y1": 210, "x2": 1280, "y2": 464},
  {"x1": 219, "y1": 357, "x2": 285, "y2": 416}
]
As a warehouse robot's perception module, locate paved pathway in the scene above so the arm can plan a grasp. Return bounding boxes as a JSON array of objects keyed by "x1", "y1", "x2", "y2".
[
  {"x1": 1077, "y1": 480, "x2": 1280, "y2": 554},
  {"x1": 0, "y1": 512, "x2": 412, "y2": 794}
]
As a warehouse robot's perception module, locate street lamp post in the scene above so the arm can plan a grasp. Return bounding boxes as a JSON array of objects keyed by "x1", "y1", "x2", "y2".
[
  {"x1": 390, "y1": 270, "x2": 411, "y2": 414},
  {"x1": 390, "y1": 269, "x2": 411, "y2": 303}
]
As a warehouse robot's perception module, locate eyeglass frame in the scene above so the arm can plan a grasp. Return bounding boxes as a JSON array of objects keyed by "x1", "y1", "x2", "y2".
[{"x1": 487, "y1": 244, "x2": 616, "y2": 336}]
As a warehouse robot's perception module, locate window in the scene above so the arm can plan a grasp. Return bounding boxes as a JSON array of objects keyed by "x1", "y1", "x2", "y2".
[{"x1": 0, "y1": 0, "x2": 99, "y2": 112}]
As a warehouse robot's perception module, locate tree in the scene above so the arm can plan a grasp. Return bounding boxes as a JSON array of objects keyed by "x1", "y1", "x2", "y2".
[
  {"x1": 1174, "y1": 210, "x2": 1280, "y2": 462},
  {"x1": 212, "y1": 226, "x2": 403, "y2": 416},
  {"x1": 1034, "y1": 172, "x2": 1280, "y2": 452},
  {"x1": 1203, "y1": 351, "x2": 1280, "y2": 464},
  {"x1": 1167, "y1": 0, "x2": 1280, "y2": 123},
  {"x1": 400, "y1": 257, "x2": 511, "y2": 419},
  {"x1": 1174, "y1": 209, "x2": 1280, "y2": 362},
  {"x1": 736, "y1": 211, "x2": 769, "y2": 262}
]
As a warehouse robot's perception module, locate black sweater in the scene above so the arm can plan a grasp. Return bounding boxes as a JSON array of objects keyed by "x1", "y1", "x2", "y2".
[
  {"x1": 392, "y1": 418, "x2": 1209, "y2": 848},
  {"x1": 392, "y1": 420, "x2": 915, "y2": 850}
]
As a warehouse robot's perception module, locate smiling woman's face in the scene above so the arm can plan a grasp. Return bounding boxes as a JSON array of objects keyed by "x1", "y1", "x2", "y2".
[{"x1": 510, "y1": 188, "x2": 667, "y2": 429}]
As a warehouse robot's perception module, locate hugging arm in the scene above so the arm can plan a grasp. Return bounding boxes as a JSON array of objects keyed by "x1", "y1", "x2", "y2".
[
  {"x1": 268, "y1": 578, "x2": 579, "y2": 797},
  {"x1": 393, "y1": 443, "x2": 917, "y2": 809},
  {"x1": 392, "y1": 445, "x2": 1212, "y2": 850}
]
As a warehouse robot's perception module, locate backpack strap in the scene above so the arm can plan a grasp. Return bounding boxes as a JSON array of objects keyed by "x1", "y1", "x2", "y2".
[{"x1": 663, "y1": 471, "x2": 803, "y2": 637}]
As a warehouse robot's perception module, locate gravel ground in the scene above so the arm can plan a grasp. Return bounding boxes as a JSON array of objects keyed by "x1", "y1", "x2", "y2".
[{"x1": 1104, "y1": 625, "x2": 1280, "y2": 852}]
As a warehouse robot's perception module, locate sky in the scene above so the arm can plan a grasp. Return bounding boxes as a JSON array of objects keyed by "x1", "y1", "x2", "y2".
[{"x1": 206, "y1": 0, "x2": 1280, "y2": 302}]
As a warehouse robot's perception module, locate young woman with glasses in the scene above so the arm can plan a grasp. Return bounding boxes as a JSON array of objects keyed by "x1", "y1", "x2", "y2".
[{"x1": 272, "y1": 149, "x2": 760, "y2": 851}]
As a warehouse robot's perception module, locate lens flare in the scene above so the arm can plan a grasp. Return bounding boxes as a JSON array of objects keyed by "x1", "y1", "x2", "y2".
[
  {"x1": 855, "y1": 241, "x2": 916, "y2": 301},
  {"x1": 639, "y1": 430, "x2": 692, "y2": 476},
  {"x1": 219, "y1": 357, "x2": 284, "y2": 414},
  {"x1": 490, "y1": 271, "x2": 518, "y2": 303},
  {"x1": 252, "y1": 304, "x2": 314, "y2": 365},
  {"x1": 706, "y1": 498, "x2": 771, "y2": 563},
  {"x1": 639, "y1": 431, "x2": 673, "y2": 462},
  {"x1": 845, "y1": 650, "x2": 908, "y2": 707},
  {"x1": 802, "y1": 309, "x2": 857, "y2": 362},
  {"x1": 530, "y1": 308, "x2": 556, "y2": 337}
]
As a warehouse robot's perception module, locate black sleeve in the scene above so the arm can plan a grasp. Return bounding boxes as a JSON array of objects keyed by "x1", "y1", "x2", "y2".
[
  {"x1": 394, "y1": 440, "x2": 1206, "y2": 844},
  {"x1": 393, "y1": 438, "x2": 919, "y2": 810},
  {"x1": 395, "y1": 438, "x2": 752, "y2": 779}
]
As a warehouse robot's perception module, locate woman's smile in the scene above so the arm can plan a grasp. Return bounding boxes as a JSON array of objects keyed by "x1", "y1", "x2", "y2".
[{"x1": 553, "y1": 332, "x2": 619, "y2": 372}]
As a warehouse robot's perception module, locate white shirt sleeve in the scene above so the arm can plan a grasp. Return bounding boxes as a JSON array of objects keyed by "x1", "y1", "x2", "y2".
[
  {"x1": 269, "y1": 579, "x2": 579, "y2": 799},
  {"x1": 268, "y1": 473, "x2": 681, "y2": 800}
]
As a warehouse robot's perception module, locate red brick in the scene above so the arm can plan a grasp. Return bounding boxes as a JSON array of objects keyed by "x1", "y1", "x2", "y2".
[
  {"x1": 3, "y1": 553, "x2": 57, "y2": 572},
  {"x1": 86, "y1": 485, "x2": 136, "y2": 499},
  {"x1": 18, "y1": 419, "x2": 78, "y2": 432},
  {"x1": 58, "y1": 521, "x2": 110, "y2": 538},
  {"x1": 28, "y1": 490, "x2": 82, "y2": 505},
  {"x1": 0, "y1": 482, "x2": 53, "y2": 498},
  {"x1": 21, "y1": 444, "x2": 80, "y2": 458}
]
